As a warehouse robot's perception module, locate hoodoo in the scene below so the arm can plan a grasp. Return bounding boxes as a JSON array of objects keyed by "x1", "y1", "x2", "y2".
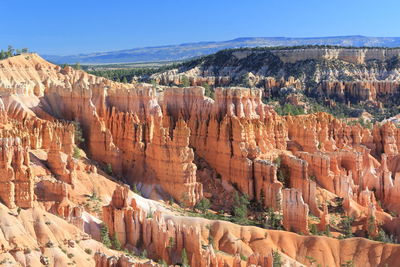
[{"x1": 0, "y1": 53, "x2": 400, "y2": 266}]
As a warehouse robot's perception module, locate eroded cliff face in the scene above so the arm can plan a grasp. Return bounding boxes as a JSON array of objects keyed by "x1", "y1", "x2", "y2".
[
  {"x1": 162, "y1": 87, "x2": 287, "y2": 202},
  {"x1": 2, "y1": 54, "x2": 400, "y2": 266},
  {"x1": 271, "y1": 48, "x2": 400, "y2": 64},
  {"x1": 0, "y1": 97, "x2": 122, "y2": 266},
  {"x1": 100, "y1": 185, "x2": 400, "y2": 267},
  {"x1": 100, "y1": 185, "x2": 300, "y2": 267},
  {"x1": 0, "y1": 137, "x2": 34, "y2": 209},
  {"x1": 150, "y1": 47, "x2": 400, "y2": 106}
]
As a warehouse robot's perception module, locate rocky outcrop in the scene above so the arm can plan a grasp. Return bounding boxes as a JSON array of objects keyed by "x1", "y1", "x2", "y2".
[
  {"x1": 318, "y1": 80, "x2": 400, "y2": 103},
  {"x1": 102, "y1": 186, "x2": 306, "y2": 267},
  {"x1": 373, "y1": 122, "x2": 400, "y2": 159},
  {"x1": 282, "y1": 189, "x2": 309, "y2": 234},
  {"x1": 3, "y1": 54, "x2": 400, "y2": 266},
  {"x1": 146, "y1": 119, "x2": 203, "y2": 206},
  {"x1": 280, "y1": 154, "x2": 319, "y2": 216},
  {"x1": 92, "y1": 105, "x2": 202, "y2": 206},
  {"x1": 0, "y1": 137, "x2": 34, "y2": 208},
  {"x1": 0, "y1": 56, "x2": 334, "y2": 216},
  {"x1": 102, "y1": 186, "x2": 223, "y2": 266},
  {"x1": 163, "y1": 87, "x2": 287, "y2": 201},
  {"x1": 34, "y1": 179, "x2": 83, "y2": 228},
  {"x1": 152, "y1": 69, "x2": 231, "y2": 88},
  {"x1": 5, "y1": 53, "x2": 400, "y2": 224},
  {"x1": 75, "y1": 86, "x2": 288, "y2": 206},
  {"x1": 264, "y1": 76, "x2": 302, "y2": 91},
  {"x1": 271, "y1": 48, "x2": 400, "y2": 64},
  {"x1": 253, "y1": 159, "x2": 283, "y2": 210},
  {"x1": 94, "y1": 252, "x2": 162, "y2": 267},
  {"x1": 47, "y1": 132, "x2": 77, "y2": 185},
  {"x1": 151, "y1": 47, "x2": 400, "y2": 106},
  {"x1": 0, "y1": 115, "x2": 75, "y2": 154},
  {"x1": 35, "y1": 180, "x2": 68, "y2": 203},
  {"x1": 23, "y1": 60, "x2": 400, "y2": 227}
]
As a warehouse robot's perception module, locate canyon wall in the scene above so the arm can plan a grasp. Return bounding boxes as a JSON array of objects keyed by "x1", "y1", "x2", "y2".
[
  {"x1": 151, "y1": 47, "x2": 400, "y2": 106},
  {"x1": 2, "y1": 54, "x2": 400, "y2": 266},
  {"x1": 270, "y1": 48, "x2": 400, "y2": 64}
]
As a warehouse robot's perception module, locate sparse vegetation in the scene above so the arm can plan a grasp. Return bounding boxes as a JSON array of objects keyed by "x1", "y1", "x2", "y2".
[
  {"x1": 272, "y1": 250, "x2": 282, "y2": 267},
  {"x1": 264, "y1": 208, "x2": 283, "y2": 230},
  {"x1": 273, "y1": 157, "x2": 281, "y2": 168},
  {"x1": 100, "y1": 223, "x2": 112, "y2": 248},
  {"x1": 10, "y1": 43, "x2": 400, "y2": 267},
  {"x1": 167, "y1": 237, "x2": 175, "y2": 249},
  {"x1": 139, "y1": 249, "x2": 148, "y2": 259},
  {"x1": 180, "y1": 75, "x2": 190, "y2": 87},
  {"x1": 202, "y1": 83, "x2": 214, "y2": 99},
  {"x1": 276, "y1": 165, "x2": 289, "y2": 188},
  {"x1": 328, "y1": 197, "x2": 344, "y2": 213},
  {"x1": 194, "y1": 198, "x2": 211, "y2": 213},
  {"x1": 0, "y1": 45, "x2": 29, "y2": 60},
  {"x1": 181, "y1": 248, "x2": 190, "y2": 267},
  {"x1": 374, "y1": 229, "x2": 397, "y2": 243},
  {"x1": 367, "y1": 215, "x2": 376, "y2": 238},
  {"x1": 240, "y1": 254, "x2": 248, "y2": 261},
  {"x1": 347, "y1": 118, "x2": 373, "y2": 129},
  {"x1": 275, "y1": 103, "x2": 305, "y2": 116},
  {"x1": 325, "y1": 225, "x2": 332, "y2": 237},
  {"x1": 85, "y1": 189, "x2": 102, "y2": 214},
  {"x1": 111, "y1": 233, "x2": 122, "y2": 250},
  {"x1": 73, "y1": 120, "x2": 85, "y2": 146},
  {"x1": 306, "y1": 255, "x2": 317, "y2": 265},
  {"x1": 87, "y1": 45, "x2": 400, "y2": 123},
  {"x1": 105, "y1": 163, "x2": 113, "y2": 175},
  {"x1": 232, "y1": 192, "x2": 249, "y2": 223},
  {"x1": 238, "y1": 73, "x2": 252, "y2": 87},
  {"x1": 341, "y1": 260, "x2": 354, "y2": 267},
  {"x1": 132, "y1": 184, "x2": 142, "y2": 196},
  {"x1": 309, "y1": 224, "x2": 318, "y2": 235},
  {"x1": 208, "y1": 234, "x2": 214, "y2": 247},
  {"x1": 309, "y1": 175, "x2": 317, "y2": 182},
  {"x1": 73, "y1": 146, "x2": 81, "y2": 159},
  {"x1": 88, "y1": 64, "x2": 181, "y2": 83},
  {"x1": 73, "y1": 62, "x2": 81, "y2": 70},
  {"x1": 147, "y1": 208, "x2": 154, "y2": 219},
  {"x1": 340, "y1": 216, "x2": 354, "y2": 238},
  {"x1": 180, "y1": 192, "x2": 190, "y2": 208}
]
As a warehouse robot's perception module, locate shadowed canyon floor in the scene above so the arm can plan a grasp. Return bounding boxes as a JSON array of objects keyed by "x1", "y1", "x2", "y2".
[{"x1": 0, "y1": 54, "x2": 400, "y2": 266}]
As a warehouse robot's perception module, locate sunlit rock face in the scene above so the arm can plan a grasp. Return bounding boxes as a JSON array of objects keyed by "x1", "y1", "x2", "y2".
[
  {"x1": 2, "y1": 54, "x2": 400, "y2": 266},
  {"x1": 151, "y1": 47, "x2": 400, "y2": 108}
]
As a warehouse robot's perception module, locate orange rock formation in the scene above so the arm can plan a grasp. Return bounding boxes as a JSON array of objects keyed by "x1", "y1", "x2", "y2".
[{"x1": 1, "y1": 54, "x2": 400, "y2": 266}]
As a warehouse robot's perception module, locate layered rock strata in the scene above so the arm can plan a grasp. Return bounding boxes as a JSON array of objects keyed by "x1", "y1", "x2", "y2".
[
  {"x1": 151, "y1": 47, "x2": 400, "y2": 106},
  {"x1": 0, "y1": 137, "x2": 34, "y2": 208},
  {"x1": 2, "y1": 54, "x2": 400, "y2": 266}
]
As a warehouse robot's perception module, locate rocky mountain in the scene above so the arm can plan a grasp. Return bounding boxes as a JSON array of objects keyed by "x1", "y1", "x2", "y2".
[
  {"x1": 43, "y1": 36, "x2": 400, "y2": 64},
  {"x1": 2, "y1": 53, "x2": 400, "y2": 266}
]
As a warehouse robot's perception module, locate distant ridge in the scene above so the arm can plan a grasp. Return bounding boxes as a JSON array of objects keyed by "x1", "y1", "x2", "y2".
[{"x1": 42, "y1": 36, "x2": 400, "y2": 64}]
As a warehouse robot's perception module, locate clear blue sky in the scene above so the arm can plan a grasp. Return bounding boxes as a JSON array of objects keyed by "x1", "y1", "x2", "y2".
[{"x1": 1, "y1": 0, "x2": 399, "y2": 55}]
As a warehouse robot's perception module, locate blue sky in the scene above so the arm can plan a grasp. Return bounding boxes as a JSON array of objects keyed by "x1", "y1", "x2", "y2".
[{"x1": 1, "y1": 0, "x2": 399, "y2": 55}]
